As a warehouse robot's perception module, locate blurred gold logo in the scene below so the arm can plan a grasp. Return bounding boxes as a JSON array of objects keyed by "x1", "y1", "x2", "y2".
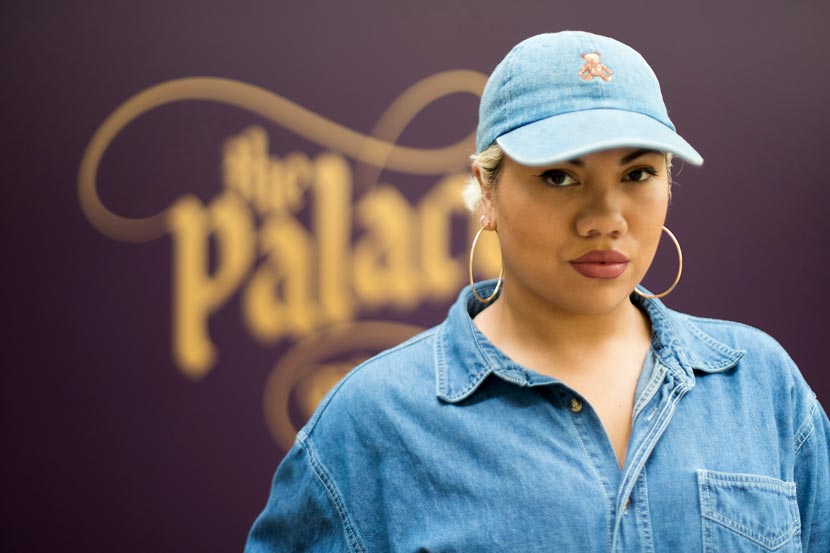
[{"x1": 79, "y1": 73, "x2": 500, "y2": 448}]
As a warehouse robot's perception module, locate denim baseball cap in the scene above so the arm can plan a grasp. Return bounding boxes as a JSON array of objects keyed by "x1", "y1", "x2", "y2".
[{"x1": 476, "y1": 31, "x2": 703, "y2": 166}]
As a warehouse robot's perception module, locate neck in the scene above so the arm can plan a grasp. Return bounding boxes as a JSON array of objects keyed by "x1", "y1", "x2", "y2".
[{"x1": 473, "y1": 282, "x2": 652, "y2": 373}]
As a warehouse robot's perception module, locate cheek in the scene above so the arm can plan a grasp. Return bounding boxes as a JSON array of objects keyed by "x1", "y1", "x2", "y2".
[
  {"x1": 499, "y1": 204, "x2": 572, "y2": 267},
  {"x1": 642, "y1": 223, "x2": 666, "y2": 260},
  {"x1": 632, "y1": 183, "x2": 670, "y2": 220},
  {"x1": 500, "y1": 192, "x2": 552, "y2": 226},
  {"x1": 631, "y1": 189, "x2": 670, "y2": 258}
]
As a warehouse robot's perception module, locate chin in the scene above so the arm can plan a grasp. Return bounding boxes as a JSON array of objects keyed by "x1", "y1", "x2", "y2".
[
  {"x1": 552, "y1": 280, "x2": 636, "y2": 316},
  {"x1": 573, "y1": 296, "x2": 632, "y2": 317}
]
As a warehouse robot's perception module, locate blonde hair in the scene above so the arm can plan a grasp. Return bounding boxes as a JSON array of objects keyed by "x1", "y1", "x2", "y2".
[
  {"x1": 463, "y1": 143, "x2": 504, "y2": 212},
  {"x1": 463, "y1": 144, "x2": 674, "y2": 212}
]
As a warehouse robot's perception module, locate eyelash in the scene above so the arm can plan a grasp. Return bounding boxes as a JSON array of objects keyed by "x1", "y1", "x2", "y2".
[
  {"x1": 537, "y1": 169, "x2": 577, "y2": 187},
  {"x1": 536, "y1": 166, "x2": 659, "y2": 187},
  {"x1": 623, "y1": 166, "x2": 659, "y2": 182}
]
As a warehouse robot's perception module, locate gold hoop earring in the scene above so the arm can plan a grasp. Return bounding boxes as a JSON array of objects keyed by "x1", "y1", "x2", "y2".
[
  {"x1": 469, "y1": 226, "x2": 504, "y2": 303},
  {"x1": 634, "y1": 225, "x2": 682, "y2": 299}
]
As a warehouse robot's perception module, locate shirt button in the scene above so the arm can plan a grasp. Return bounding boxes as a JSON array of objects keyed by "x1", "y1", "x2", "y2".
[
  {"x1": 569, "y1": 398, "x2": 583, "y2": 413},
  {"x1": 624, "y1": 498, "x2": 632, "y2": 511}
]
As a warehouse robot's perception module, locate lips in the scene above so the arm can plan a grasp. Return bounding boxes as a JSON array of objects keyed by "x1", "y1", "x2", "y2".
[{"x1": 569, "y1": 250, "x2": 629, "y2": 279}]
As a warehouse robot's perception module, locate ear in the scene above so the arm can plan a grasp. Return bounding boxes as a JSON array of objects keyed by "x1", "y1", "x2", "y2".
[{"x1": 472, "y1": 162, "x2": 498, "y2": 231}]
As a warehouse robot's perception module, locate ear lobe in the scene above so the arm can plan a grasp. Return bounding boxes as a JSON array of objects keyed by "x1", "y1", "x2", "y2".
[
  {"x1": 472, "y1": 161, "x2": 498, "y2": 230},
  {"x1": 479, "y1": 207, "x2": 497, "y2": 231}
]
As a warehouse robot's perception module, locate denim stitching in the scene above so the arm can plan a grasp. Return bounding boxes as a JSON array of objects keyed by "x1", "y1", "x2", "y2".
[
  {"x1": 795, "y1": 397, "x2": 818, "y2": 453},
  {"x1": 635, "y1": 471, "x2": 655, "y2": 553},
  {"x1": 435, "y1": 321, "x2": 448, "y2": 399},
  {"x1": 703, "y1": 470, "x2": 797, "y2": 491},
  {"x1": 633, "y1": 359, "x2": 667, "y2": 419},
  {"x1": 699, "y1": 470, "x2": 713, "y2": 553},
  {"x1": 683, "y1": 314, "x2": 788, "y2": 364},
  {"x1": 684, "y1": 319, "x2": 747, "y2": 366},
  {"x1": 634, "y1": 295, "x2": 695, "y2": 383},
  {"x1": 566, "y1": 395, "x2": 615, "y2": 552},
  {"x1": 704, "y1": 505, "x2": 800, "y2": 548},
  {"x1": 301, "y1": 434, "x2": 367, "y2": 553},
  {"x1": 637, "y1": 296, "x2": 745, "y2": 376},
  {"x1": 446, "y1": 316, "x2": 493, "y2": 400},
  {"x1": 439, "y1": 293, "x2": 509, "y2": 401},
  {"x1": 613, "y1": 383, "x2": 689, "y2": 549},
  {"x1": 698, "y1": 469, "x2": 800, "y2": 549},
  {"x1": 503, "y1": 46, "x2": 515, "y2": 132}
]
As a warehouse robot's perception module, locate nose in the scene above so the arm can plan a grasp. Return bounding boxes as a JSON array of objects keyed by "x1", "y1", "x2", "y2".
[{"x1": 574, "y1": 187, "x2": 628, "y2": 239}]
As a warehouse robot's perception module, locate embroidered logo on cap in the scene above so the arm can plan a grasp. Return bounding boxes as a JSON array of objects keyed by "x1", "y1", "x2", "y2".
[{"x1": 578, "y1": 52, "x2": 613, "y2": 82}]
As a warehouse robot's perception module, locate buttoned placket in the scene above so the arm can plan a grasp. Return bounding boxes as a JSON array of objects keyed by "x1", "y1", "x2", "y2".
[
  {"x1": 561, "y1": 357, "x2": 689, "y2": 553},
  {"x1": 425, "y1": 283, "x2": 756, "y2": 552},
  {"x1": 613, "y1": 360, "x2": 691, "y2": 552}
]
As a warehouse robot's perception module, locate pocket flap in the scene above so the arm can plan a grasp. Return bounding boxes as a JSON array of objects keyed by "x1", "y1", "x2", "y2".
[{"x1": 697, "y1": 469, "x2": 800, "y2": 550}]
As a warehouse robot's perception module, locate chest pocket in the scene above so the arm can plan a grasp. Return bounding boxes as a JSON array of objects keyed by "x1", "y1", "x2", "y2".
[{"x1": 697, "y1": 469, "x2": 801, "y2": 552}]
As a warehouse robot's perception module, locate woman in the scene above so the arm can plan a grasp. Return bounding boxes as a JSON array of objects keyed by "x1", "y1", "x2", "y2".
[{"x1": 246, "y1": 31, "x2": 829, "y2": 552}]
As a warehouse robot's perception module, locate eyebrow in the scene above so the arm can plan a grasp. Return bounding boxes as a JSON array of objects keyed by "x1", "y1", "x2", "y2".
[
  {"x1": 563, "y1": 148, "x2": 662, "y2": 167},
  {"x1": 620, "y1": 148, "x2": 661, "y2": 164}
]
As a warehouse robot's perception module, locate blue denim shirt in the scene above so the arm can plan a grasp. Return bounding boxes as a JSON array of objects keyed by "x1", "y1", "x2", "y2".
[{"x1": 246, "y1": 283, "x2": 830, "y2": 552}]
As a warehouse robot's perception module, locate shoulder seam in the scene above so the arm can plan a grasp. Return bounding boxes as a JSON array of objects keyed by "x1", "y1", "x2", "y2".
[
  {"x1": 300, "y1": 434, "x2": 367, "y2": 552},
  {"x1": 795, "y1": 395, "x2": 819, "y2": 454}
]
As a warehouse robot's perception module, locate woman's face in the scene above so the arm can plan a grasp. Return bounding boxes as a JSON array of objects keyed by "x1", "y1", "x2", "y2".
[{"x1": 478, "y1": 147, "x2": 670, "y2": 316}]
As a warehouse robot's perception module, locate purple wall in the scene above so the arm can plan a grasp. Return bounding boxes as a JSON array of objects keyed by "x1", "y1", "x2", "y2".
[{"x1": 3, "y1": 1, "x2": 828, "y2": 551}]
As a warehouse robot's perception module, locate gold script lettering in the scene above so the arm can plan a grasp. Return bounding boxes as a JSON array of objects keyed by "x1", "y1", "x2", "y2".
[
  {"x1": 353, "y1": 185, "x2": 418, "y2": 310},
  {"x1": 167, "y1": 191, "x2": 255, "y2": 378},
  {"x1": 419, "y1": 174, "x2": 469, "y2": 300},
  {"x1": 244, "y1": 215, "x2": 322, "y2": 341},
  {"x1": 79, "y1": 73, "x2": 495, "y2": 381},
  {"x1": 242, "y1": 151, "x2": 355, "y2": 343},
  {"x1": 130, "y1": 127, "x2": 500, "y2": 379}
]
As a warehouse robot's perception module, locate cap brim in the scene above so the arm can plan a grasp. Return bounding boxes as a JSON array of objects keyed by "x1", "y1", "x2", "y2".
[{"x1": 496, "y1": 109, "x2": 703, "y2": 167}]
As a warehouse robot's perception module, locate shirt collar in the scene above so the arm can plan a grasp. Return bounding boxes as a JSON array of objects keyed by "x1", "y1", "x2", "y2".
[{"x1": 435, "y1": 281, "x2": 745, "y2": 403}]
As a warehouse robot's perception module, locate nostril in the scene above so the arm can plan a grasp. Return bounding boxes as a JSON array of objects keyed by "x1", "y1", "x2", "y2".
[{"x1": 577, "y1": 217, "x2": 627, "y2": 239}]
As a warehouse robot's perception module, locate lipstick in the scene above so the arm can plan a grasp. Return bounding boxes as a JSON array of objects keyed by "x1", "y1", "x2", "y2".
[{"x1": 570, "y1": 250, "x2": 629, "y2": 279}]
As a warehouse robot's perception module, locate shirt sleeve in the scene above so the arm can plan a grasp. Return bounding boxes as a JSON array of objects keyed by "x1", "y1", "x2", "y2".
[
  {"x1": 794, "y1": 395, "x2": 830, "y2": 553},
  {"x1": 244, "y1": 434, "x2": 359, "y2": 553}
]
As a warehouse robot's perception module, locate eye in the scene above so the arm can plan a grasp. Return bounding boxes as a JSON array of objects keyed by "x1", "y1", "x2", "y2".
[
  {"x1": 538, "y1": 169, "x2": 578, "y2": 187},
  {"x1": 623, "y1": 167, "x2": 658, "y2": 182}
]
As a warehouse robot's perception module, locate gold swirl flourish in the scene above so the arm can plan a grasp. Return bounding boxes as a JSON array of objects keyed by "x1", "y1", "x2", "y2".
[{"x1": 78, "y1": 72, "x2": 487, "y2": 243}]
